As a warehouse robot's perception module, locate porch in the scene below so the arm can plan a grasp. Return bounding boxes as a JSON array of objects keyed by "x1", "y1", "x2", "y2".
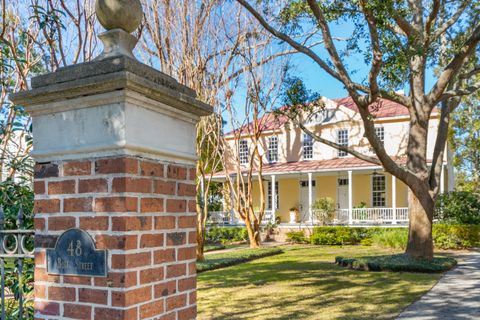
[
  {"x1": 207, "y1": 207, "x2": 409, "y2": 226},
  {"x1": 211, "y1": 157, "x2": 450, "y2": 227}
]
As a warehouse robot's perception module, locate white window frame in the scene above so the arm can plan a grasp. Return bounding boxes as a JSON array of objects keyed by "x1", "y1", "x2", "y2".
[
  {"x1": 371, "y1": 174, "x2": 386, "y2": 207},
  {"x1": 267, "y1": 136, "x2": 278, "y2": 163},
  {"x1": 239, "y1": 140, "x2": 249, "y2": 164},
  {"x1": 337, "y1": 129, "x2": 348, "y2": 157},
  {"x1": 375, "y1": 126, "x2": 385, "y2": 146},
  {"x1": 302, "y1": 133, "x2": 313, "y2": 160},
  {"x1": 267, "y1": 181, "x2": 279, "y2": 210}
]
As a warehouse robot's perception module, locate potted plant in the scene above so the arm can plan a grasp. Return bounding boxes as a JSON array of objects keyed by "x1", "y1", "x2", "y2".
[{"x1": 289, "y1": 207, "x2": 298, "y2": 223}]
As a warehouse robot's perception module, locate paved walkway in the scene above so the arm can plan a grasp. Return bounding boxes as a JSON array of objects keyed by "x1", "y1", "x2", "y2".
[{"x1": 397, "y1": 250, "x2": 480, "y2": 320}]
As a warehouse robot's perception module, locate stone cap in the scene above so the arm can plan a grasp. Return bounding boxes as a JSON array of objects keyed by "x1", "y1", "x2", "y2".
[{"x1": 11, "y1": 56, "x2": 212, "y2": 117}]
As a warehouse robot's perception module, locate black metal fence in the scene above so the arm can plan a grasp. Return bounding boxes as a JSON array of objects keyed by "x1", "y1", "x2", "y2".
[{"x1": 0, "y1": 206, "x2": 34, "y2": 319}]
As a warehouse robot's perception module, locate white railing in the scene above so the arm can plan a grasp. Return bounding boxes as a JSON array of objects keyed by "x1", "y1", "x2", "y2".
[
  {"x1": 336, "y1": 207, "x2": 409, "y2": 225},
  {"x1": 207, "y1": 211, "x2": 231, "y2": 225},
  {"x1": 207, "y1": 210, "x2": 275, "y2": 226}
]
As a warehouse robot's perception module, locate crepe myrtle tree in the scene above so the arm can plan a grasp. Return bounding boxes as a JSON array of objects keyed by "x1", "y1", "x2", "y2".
[{"x1": 237, "y1": 0, "x2": 480, "y2": 259}]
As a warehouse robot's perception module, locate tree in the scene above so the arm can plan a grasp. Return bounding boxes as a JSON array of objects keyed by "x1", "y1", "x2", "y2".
[
  {"x1": 221, "y1": 48, "x2": 286, "y2": 248},
  {"x1": 142, "y1": 0, "x2": 288, "y2": 256},
  {"x1": 237, "y1": 0, "x2": 480, "y2": 259},
  {"x1": 449, "y1": 81, "x2": 480, "y2": 192}
]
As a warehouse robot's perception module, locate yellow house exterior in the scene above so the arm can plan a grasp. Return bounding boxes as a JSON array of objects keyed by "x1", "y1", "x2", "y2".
[{"x1": 212, "y1": 96, "x2": 454, "y2": 226}]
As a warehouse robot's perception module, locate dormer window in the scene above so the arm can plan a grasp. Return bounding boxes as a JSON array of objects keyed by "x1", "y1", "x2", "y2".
[
  {"x1": 239, "y1": 140, "x2": 249, "y2": 164},
  {"x1": 307, "y1": 109, "x2": 333, "y2": 125},
  {"x1": 267, "y1": 136, "x2": 278, "y2": 163},
  {"x1": 337, "y1": 129, "x2": 348, "y2": 157},
  {"x1": 303, "y1": 133, "x2": 313, "y2": 160},
  {"x1": 375, "y1": 126, "x2": 385, "y2": 146}
]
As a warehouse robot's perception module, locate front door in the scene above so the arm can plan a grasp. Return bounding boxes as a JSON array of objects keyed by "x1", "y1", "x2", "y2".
[
  {"x1": 299, "y1": 180, "x2": 316, "y2": 222},
  {"x1": 337, "y1": 177, "x2": 349, "y2": 209}
]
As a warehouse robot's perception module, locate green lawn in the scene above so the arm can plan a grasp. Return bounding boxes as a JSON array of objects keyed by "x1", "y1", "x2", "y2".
[{"x1": 197, "y1": 245, "x2": 443, "y2": 320}]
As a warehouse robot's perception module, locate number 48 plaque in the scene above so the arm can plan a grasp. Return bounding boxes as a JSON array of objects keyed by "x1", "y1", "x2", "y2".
[{"x1": 46, "y1": 228, "x2": 107, "y2": 277}]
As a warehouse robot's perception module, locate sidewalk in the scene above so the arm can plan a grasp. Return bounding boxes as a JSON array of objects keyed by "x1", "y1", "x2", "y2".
[{"x1": 397, "y1": 250, "x2": 480, "y2": 320}]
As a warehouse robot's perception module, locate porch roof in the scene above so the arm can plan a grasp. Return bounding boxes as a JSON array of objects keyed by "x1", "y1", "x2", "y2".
[{"x1": 213, "y1": 156, "x2": 420, "y2": 178}]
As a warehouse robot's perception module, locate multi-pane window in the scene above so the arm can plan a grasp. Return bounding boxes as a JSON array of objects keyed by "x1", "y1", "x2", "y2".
[
  {"x1": 337, "y1": 129, "x2": 348, "y2": 157},
  {"x1": 372, "y1": 175, "x2": 386, "y2": 207},
  {"x1": 375, "y1": 126, "x2": 385, "y2": 146},
  {"x1": 267, "y1": 181, "x2": 279, "y2": 210},
  {"x1": 303, "y1": 133, "x2": 313, "y2": 159},
  {"x1": 337, "y1": 178, "x2": 349, "y2": 186},
  {"x1": 267, "y1": 136, "x2": 278, "y2": 163},
  {"x1": 300, "y1": 180, "x2": 316, "y2": 187},
  {"x1": 239, "y1": 140, "x2": 249, "y2": 164}
]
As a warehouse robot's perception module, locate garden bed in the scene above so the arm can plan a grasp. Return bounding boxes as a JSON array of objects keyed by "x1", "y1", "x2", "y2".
[{"x1": 335, "y1": 254, "x2": 457, "y2": 273}]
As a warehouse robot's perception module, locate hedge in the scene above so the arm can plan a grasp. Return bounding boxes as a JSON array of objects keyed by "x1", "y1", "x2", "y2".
[
  {"x1": 206, "y1": 226, "x2": 248, "y2": 244},
  {"x1": 307, "y1": 224, "x2": 480, "y2": 249},
  {"x1": 335, "y1": 254, "x2": 457, "y2": 273}
]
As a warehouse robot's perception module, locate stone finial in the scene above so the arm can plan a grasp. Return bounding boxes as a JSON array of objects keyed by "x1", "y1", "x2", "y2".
[{"x1": 95, "y1": 0, "x2": 143, "y2": 60}]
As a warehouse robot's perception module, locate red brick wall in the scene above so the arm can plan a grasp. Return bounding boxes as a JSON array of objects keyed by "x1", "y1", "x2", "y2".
[{"x1": 33, "y1": 156, "x2": 197, "y2": 320}]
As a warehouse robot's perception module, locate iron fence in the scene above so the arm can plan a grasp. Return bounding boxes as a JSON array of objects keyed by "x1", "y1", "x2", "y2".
[{"x1": 0, "y1": 206, "x2": 34, "y2": 319}]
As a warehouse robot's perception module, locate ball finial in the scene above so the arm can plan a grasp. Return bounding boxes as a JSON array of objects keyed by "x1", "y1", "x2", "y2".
[{"x1": 95, "y1": 0, "x2": 143, "y2": 33}]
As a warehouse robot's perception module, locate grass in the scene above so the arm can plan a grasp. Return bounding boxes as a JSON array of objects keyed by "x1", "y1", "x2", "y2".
[
  {"x1": 197, "y1": 245, "x2": 446, "y2": 320},
  {"x1": 197, "y1": 247, "x2": 283, "y2": 272},
  {"x1": 336, "y1": 254, "x2": 457, "y2": 273}
]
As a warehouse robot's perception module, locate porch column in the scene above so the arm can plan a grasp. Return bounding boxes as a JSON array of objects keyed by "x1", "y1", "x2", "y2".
[
  {"x1": 440, "y1": 164, "x2": 445, "y2": 194},
  {"x1": 308, "y1": 172, "x2": 313, "y2": 224},
  {"x1": 230, "y1": 188, "x2": 236, "y2": 224},
  {"x1": 392, "y1": 175, "x2": 397, "y2": 224},
  {"x1": 271, "y1": 175, "x2": 276, "y2": 223},
  {"x1": 348, "y1": 170, "x2": 353, "y2": 225}
]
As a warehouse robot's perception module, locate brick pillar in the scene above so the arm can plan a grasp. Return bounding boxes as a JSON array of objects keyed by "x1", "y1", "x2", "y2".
[{"x1": 11, "y1": 55, "x2": 211, "y2": 320}]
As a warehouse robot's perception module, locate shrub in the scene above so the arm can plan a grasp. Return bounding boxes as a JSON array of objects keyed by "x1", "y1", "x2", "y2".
[
  {"x1": 310, "y1": 227, "x2": 377, "y2": 245},
  {"x1": 435, "y1": 191, "x2": 480, "y2": 225},
  {"x1": 433, "y1": 224, "x2": 480, "y2": 249},
  {"x1": 206, "y1": 227, "x2": 248, "y2": 244},
  {"x1": 371, "y1": 228, "x2": 408, "y2": 250},
  {"x1": 335, "y1": 254, "x2": 457, "y2": 273},
  {"x1": 286, "y1": 231, "x2": 307, "y2": 243},
  {"x1": 310, "y1": 225, "x2": 480, "y2": 250},
  {"x1": 312, "y1": 197, "x2": 336, "y2": 225}
]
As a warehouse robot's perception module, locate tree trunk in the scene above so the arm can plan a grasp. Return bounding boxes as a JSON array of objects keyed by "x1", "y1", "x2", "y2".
[
  {"x1": 196, "y1": 218, "x2": 206, "y2": 261},
  {"x1": 405, "y1": 191, "x2": 434, "y2": 260},
  {"x1": 245, "y1": 216, "x2": 261, "y2": 248}
]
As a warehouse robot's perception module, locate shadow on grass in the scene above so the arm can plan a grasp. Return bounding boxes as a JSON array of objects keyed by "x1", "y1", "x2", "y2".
[{"x1": 199, "y1": 247, "x2": 443, "y2": 320}]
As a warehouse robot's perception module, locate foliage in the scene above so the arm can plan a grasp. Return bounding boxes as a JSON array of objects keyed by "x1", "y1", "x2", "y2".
[
  {"x1": 286, "y1": 231, "x2": 307, "y2": 244},
  {"x1": 205, "y1": 227, "x2": 249, "y2": 244},
  {"x1": 311, "y1": 197, "x2": 336, "y2": 225},
  {"x1": 433, "y1": 224, "x2": 480, "y2": 249},
  {"x1": 371, "y1": 228, "x2": 409, "y2": 250},
  {"x1": 335, "y1": 254, "x2": 457, "y2": 273},
  {"x1": 449, "y1": 86, "x2": 480, "y2": 192},
  {"x1": 310, "y1": 227, "x2": 379, "y2": 245},
  {"x1": 197, "y1": 247, "x2": 283, "y2": 272},
  {"x1": 309, "y1": 225, "x2": 480, "y2": 250},
  {"x1": 0, "y1": 180, "x2": 34, "y2": 319},
  {"x1": 435, "y1": 192, "x2": 480, "y2": 225}
]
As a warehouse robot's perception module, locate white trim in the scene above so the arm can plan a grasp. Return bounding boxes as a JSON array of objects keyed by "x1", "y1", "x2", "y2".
[{"x1": 348, "y1": 170, "x2": 353, "y2": 225}]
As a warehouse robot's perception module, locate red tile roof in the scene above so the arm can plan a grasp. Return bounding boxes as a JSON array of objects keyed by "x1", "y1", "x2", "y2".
[
  {"x1": 226, "y1": 96, "x2": 414, "y2": 136},
  {"x1": 213, "y1": 157, "x2": 412, "y2": 177},
  {"x1": 333, "y1": 96, "x2": 410, "y2": 118}
]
